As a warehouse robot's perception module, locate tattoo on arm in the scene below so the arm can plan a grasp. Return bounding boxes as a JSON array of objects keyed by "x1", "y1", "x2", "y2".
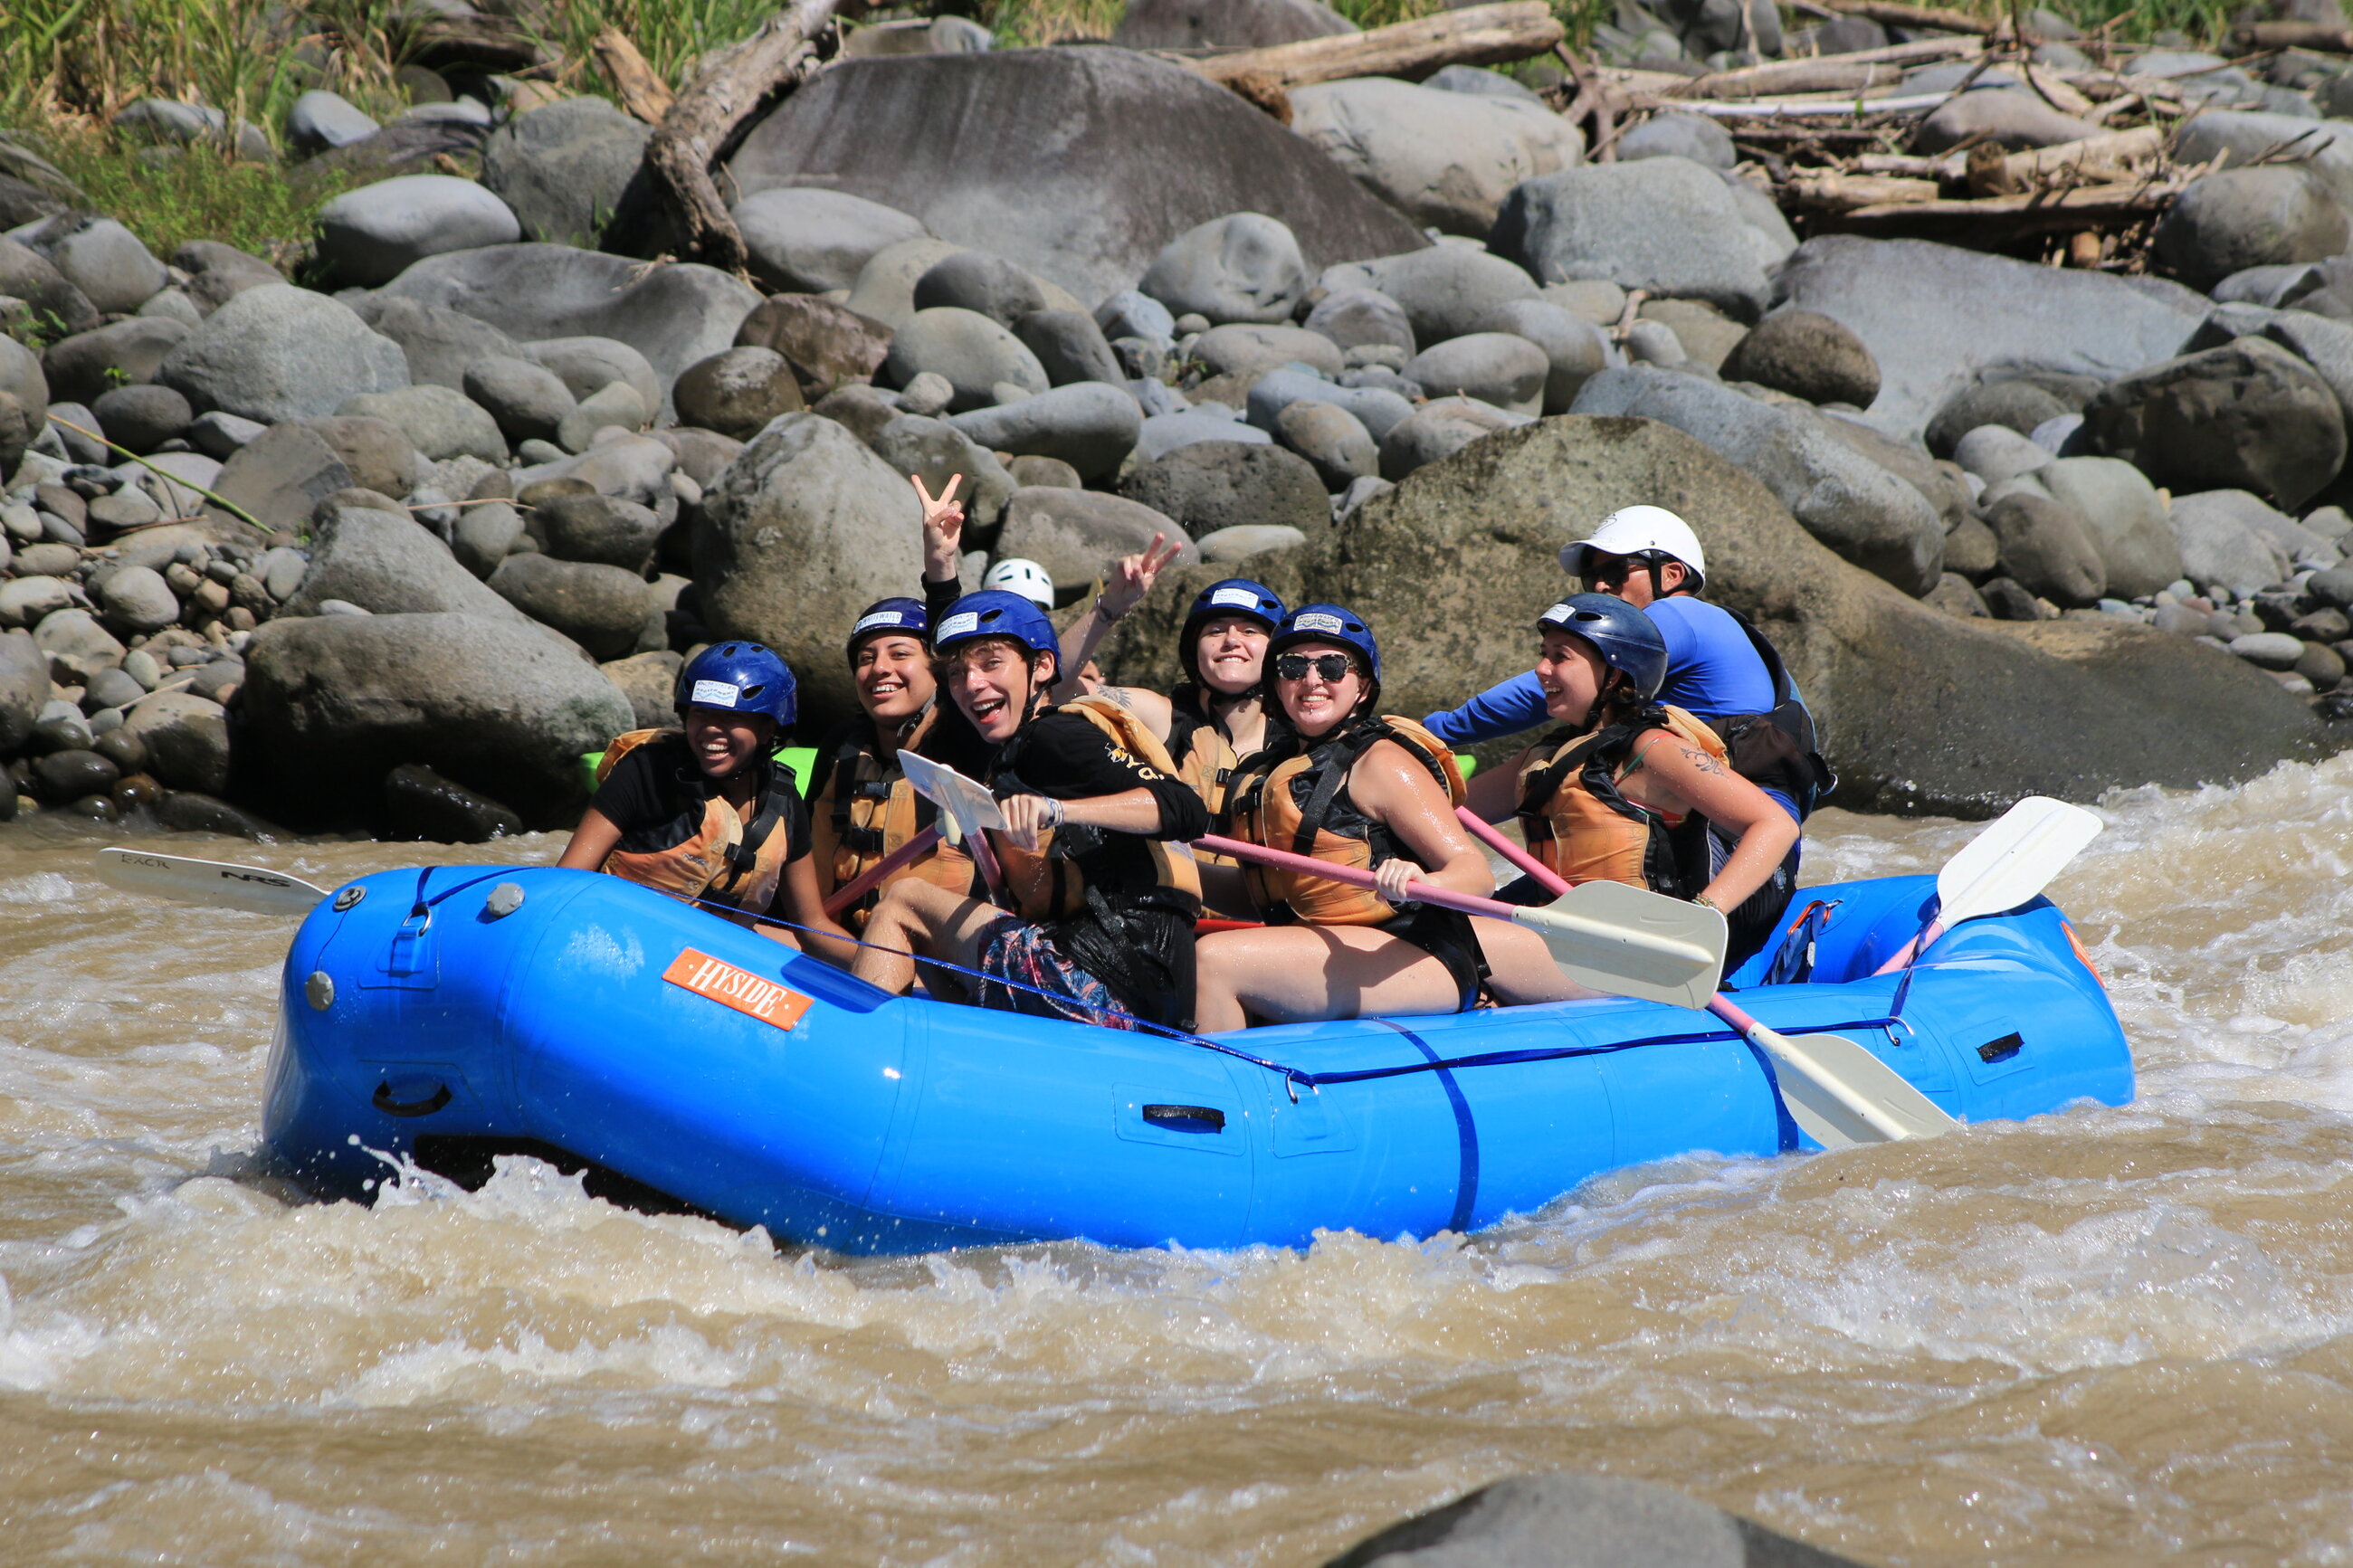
[{"x1": 1679, "y1": 746, "x2": 1728, "y2": 775}]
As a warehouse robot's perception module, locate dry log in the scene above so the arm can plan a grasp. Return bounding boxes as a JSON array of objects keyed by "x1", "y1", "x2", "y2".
[
  {"x1": 2233, "y1": 20, "x2": 2353, "y2": 52},
  {"x1": 646, "y1": 0, "x2": 840, "y2": 274},
  {"x1": 595, "y1": 27, "x2": 677, "y2": 124},
  {"x1": 1855, "y1": 151, "x2": 1961, "y2": 176},
  {"x1": 1789, "y1": 170, "x2": 1940, "y2": 208},
  {"x1": 1664, "y1": 89, "x2": 1949, "y2": 117},
  {"x1": 1669, "y1": 35, "x2": 1976, "y2": 98},
  {"x1": 397, "y1": 13, "x2": 553, "y2": 72},
  {"x1": 1817, "y1": 178, "x2": 2175, "y2": 236},
  {"x1": 1809, "y1": 0, "x2": 1996, "y2": 35},
  {"x1": 2000, "y1": 124, "x2": 2165, "y2": 184},
  {"x1": 1183, "y1": 2, "x2": 1562, "y2": 89}
]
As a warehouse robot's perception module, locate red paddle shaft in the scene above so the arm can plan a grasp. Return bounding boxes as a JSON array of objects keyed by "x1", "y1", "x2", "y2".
[
  {"x1": 1191, "y1": 833, "x2": 1519, "y2": 921},
  {"x1": 820, "y1": 824, "x2": 944, "y2": 917}
]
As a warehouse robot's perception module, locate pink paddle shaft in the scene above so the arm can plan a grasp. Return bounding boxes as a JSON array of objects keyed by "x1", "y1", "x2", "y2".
[
  {"x1": 1872, "y1": 925, "x2": 1939, "y2": 975},
  {"x1": 1191, "y1": 834, "x2": 1519, "y2": 922},
  {"x1": 820, "y1": 824, "x2": 944, "y2": 917},
  {"x1": 1454, "y1": 810, "x2": 1756, "y2": 1031}
]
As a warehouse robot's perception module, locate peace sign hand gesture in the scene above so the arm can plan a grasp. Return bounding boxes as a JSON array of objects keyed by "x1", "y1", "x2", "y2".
[
  {"x1": 913, "y1": 473, "x2": 966, "y2": 582},
  {"x1": 1098, "y1": 532, "x2": 1185, "y2": 623}
]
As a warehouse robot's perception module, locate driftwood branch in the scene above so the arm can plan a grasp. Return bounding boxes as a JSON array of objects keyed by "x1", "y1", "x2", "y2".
[
  {"x1": 646, "y1": 0, "x2": 839, "y2": 274},
  {"x1": 1182, "y1": 2, "x2": 1563, "y2": 90},
  {"x1": 397, "y1": 14, "x2": 554, "y2": 73},
  {"x1": 1808, "y1": 0, "x2": 1997, "y2": 35},
  {"x1": 595, "y1": 27, "x2": 677, "y2": 124},
  {"x1": 2233, "y1": 20, "x2": 2353, "y2": 52},
  {"x1": 1668, "y1": 36, "x2": 1976, "y2": 99},
  {"x1": 1817, "y1": 178, "x2": 2175, "y2": 236}
]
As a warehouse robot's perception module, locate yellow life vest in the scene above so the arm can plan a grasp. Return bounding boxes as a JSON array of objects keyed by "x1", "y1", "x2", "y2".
[
  {"x1": 986, "y1": 693, "x2": 1205, "y2": 922},
  {"x1": 805, "y1": 708, "x2": 972, "y2": 930},
  {"x1": 1224, "y1": 714, "x2": 1463, "y2": 926},
  {"x1": 1515, "y1": 704, "x2": 1725, "y2": 896},
  {"x1": 592, "y1": 729, "x2": 800, "y2": 913}
]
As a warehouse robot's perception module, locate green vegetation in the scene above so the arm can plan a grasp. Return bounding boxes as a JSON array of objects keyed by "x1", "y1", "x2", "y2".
[{"x1": 32, "y1": 133, "x2": 355, "y2": 268}]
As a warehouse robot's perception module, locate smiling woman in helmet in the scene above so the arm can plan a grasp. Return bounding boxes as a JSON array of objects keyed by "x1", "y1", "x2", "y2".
[
  {"x1": 559, "y1": 641, "x2": 853, "y2": 960},
  {"x1": 847, "y1": 589, "x2": 1209, "y2": 1031},
  {"x1": 1462, "y1": 595, "x2": 1798, "y2": 964},
  {"x1": 1191, "y1": 606, "x2": 1593, "y2": 1031}
]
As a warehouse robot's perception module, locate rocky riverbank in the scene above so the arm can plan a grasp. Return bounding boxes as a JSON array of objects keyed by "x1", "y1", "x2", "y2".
[{"x1": 3, "y1": 0, "x2": 2351, "y2": 837}]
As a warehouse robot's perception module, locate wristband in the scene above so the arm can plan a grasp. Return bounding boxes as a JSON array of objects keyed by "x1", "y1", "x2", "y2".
[
  {"x1": 1692, "y1": 893, "x2": 1719, "y2": 911},
  {"x1": 1095, "y1": 594, "x2": 1126, "y2": 623},
  {"x1": 1038, "y1": 796, "x2": 1065, "y2": 830}
]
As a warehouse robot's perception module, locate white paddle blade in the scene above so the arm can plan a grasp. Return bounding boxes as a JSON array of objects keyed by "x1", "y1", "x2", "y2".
[
  {"x1": 1516, "y1": 879, "x2": 1728, "y2": 1011},
  {"x1": 1937, "y1": 795, "x2": 2103, "y2": 928},
  {"x1": 896, "y1": 750, "x2": 1005, "y2": 847},
  {"x1": 1750, "y1": 1023, "x2": 1957, "y2": 1145},
  {"x1": 93, "y1": 847, "x2": 327, "y2": 917}
]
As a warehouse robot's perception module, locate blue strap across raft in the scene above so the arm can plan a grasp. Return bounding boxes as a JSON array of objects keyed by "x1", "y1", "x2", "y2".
[{"x1": 263, "y1": 868, "x2": 2133, "y2": 1254}]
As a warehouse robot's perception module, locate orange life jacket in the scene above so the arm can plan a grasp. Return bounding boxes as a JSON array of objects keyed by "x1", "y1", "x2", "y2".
[
  {"x1": 593, "y1": 729, "x2": 800, "y2": 913},
  {"x1": 806, "y1": 707, "x2": 972, "y2": 930},
  {"x1": 985, "y1": 693, "x2": 1205, "y2": 922},
  {"x1": 1224, "y1": 714, "x2": 1464, "y2": 926},
  {"x1": 1167, "y1": 686, "x2": 1261, "y2": 868},
  {"x1": 1516, "y1": 705, "x2": 1724, "y2": 897}
]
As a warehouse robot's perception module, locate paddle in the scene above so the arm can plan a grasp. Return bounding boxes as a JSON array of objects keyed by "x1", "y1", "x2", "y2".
[
  {"x1": 1872, "y1": 794, "x2": 2105, "y2": 974},
  {"x1": 820, "y1": 824, "x2": 945, "y2": 917},
  {"x1": 1193, "y1": 832, "x2": 1727, "y2": 1011},
  {"x1": 1453, "y1": 806, "x2": 1954, "y2": 1149},
  {"x1": 92, "y1": 846, "x2": 328, "y2": 917},
  {"x1": 896, "y1": 750, "x2": 1008, "y2": 898}
]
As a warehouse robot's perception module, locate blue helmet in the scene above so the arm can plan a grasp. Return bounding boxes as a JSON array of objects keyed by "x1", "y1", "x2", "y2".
[
  {"x1": 676, "y1": 640, "x2": 798, "y2": 727},
  {"x1": 1539, "y1": 593, "x2": 1667, "y2": 699},
  {"x1": 1181, "y1": 578, "x2": 1286, "y2": 685},
  {"x1": 846, "y1": 596, "x2": 929, "y2": 660},
  {"x1": 1267, "y1": 603, "x2": 1378, "y2": 684},
  {"x1": 932, "y1": 590, "x2": 1059, "y2": 662}
]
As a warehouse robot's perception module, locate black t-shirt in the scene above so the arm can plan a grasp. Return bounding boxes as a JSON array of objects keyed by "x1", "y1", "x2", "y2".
[
  {"x1": 993, "y1": 709, "x2": 1209, "y2": 841},
  {"x1": 592, "y1": 736, "x2": 810, "y2": 909}
]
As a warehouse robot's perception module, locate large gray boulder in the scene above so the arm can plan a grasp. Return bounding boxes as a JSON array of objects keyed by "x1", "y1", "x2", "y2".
[
  {"x1": 1094, "y1": 415, "x2": 2339, "y2": 816},
  {"x1": 283, "y1": 503, "x2": 532, "y2": 622},
  {"x1": 734, "y1": 186, "x2": 929, "y2": 295},
  {"x1": 725, "y1": 50, "x2": 1424, "y2": 305},
  {"x1": 0, "y1": 235, "x2": 99, "y2": 338},
  {"x1": 2175, "y1": 110, "x2": 2353, "y2": 214},
  {"x1": 357, "y1": 297, "x2": 525, "y2": 391},
  {"x1": 41, "y1": 318, "x2": 187, "y2": 407},
  {"x1": 996, "y1": 488, "x2": 1196, "y2": 587},
  {"x1": 1490, "y1": 157, "x2": 1771, "y2": 322},
  {"x1": 1481, "y1": 298, "x2": 1611, "y2": 413},
  {"x1": 868, "y1": 415, "x2": 1015, "y2": 535},
  {"x1": 1379, "y1": 395, "x2": 1533, "y2": 479},
  {"x1": 338, "y1": 383, "x2": 508, "y2": 464},
  {"x1": 1112, "y1": 0, "x2": 1355, "y2": 48},
  {"x1": 1, "y1": 335, "x2": 47, "y2": 471},
  {"x1": 693, "y1": 413, "x2": 925, "y2": 727},
  {"x1": 238, "y1": 612, "x2": 634, "y2": 825},
  {"x1": 2169, "y1": 489, "x2": 2295, "y2": 592},
  {"x1": 369, "y1": 245, "x2": 761, "y2": 414},
  {"x1": 123, "y1": 690, "x2": 230, "y2": 795},
  {"x1": 1289, "y1": 78, "x2": 1583, "y2": 237},
  {"x1": 1405, "y1": 332, "x2": 1549, "y2": 414},
  {"x1": 1337, "y1": 247, "x2": 1541, "y2": 347},
  {"x1": 157, "y1": 284, "x2": 408, "y2": 424},
  {"x1": 1120, "y1": 441, "x2": 1329, "y2": 540},
  {"x1": 14, "y1": 214, "x2": 165, "y2": 314},
  {"x1": 2080, "y1": 337, "x2": 2347, "y2": 512},
  {"x1": 1247, "y1": 368, "x2": 1416, "y2": 442},
  {"x1": 947, "y1": 382, "x2": 1142, "y2": 481},
  {"x1": 488, "y1": 554, "x2": 654, "y2": 661},
  {"x1": 2033, "y1": 455, "x2": 2183, "y2": 599},
  {"x1": 1772, "y1": 235, "x2": 2208, "y2": 441},
  {"x1": 479, "y1": 96, "x2": 656, "y2": 250},
  {"x1": 1325, "y1": 1473, "x2": 1862, "y2": 1568},
  {"x1": 315, "y1": 176, "x2": 522, "y2": 288},
  {"x1": 2151, "y1": 167, "x2": 2349, "y2": 291},
  {"x1": 1572, "y1": 367, "x2": 1946, "y2": 594}
]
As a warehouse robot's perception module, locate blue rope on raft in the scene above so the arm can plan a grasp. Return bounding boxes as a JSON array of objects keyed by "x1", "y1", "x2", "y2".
[{"x1": 402, "y1": 868, "x2": 1909, "y2": 1096}]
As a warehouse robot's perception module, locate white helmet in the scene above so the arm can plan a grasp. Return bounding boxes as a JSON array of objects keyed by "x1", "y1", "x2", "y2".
[
  {"x1": 982, "y1": 557, "x2": 1054, "y2": 610},
  {"x1": 1558, "y1": 505, "x2": 1707, "y2": 589}
]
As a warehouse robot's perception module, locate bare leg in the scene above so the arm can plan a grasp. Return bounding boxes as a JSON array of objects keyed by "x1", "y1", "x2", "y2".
[
  {"x1": 1471, "y1": 916, "x2": 1601, "y2": 1005},
  {"x1": 850, "y1": 880, "x2": 1003, "y2": 994},
  {"x1": 1194, "y1": 925, "x2": 1472, "y2": 1032}
]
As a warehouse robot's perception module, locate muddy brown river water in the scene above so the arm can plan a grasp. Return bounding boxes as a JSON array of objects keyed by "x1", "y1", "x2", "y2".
[{"x1": 2, "y1": 757, "x2": 2351, "y2": 1565}]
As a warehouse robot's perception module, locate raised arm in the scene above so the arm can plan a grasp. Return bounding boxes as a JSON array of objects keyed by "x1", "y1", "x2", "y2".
[
  {"x1": 1423, "y1": 670, "x2": 1552, "y2": 748},
  {"x1": 1048, "y1": 532, "x2": 1185, "y2": 706}
]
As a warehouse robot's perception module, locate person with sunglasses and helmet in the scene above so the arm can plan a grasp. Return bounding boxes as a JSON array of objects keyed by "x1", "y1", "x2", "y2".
[
  {"x1": 1193, "y1": 605, "x2": 1590, "y2": 1031},
  {"x1": 559, "y1": 641, "x2": 854, "y2": 962},
  {"x1": 847, "y1": 589, "x2": 1210, "y2": 1031},
  {"x1": 1461, "y1": 594, "x2": 1799, "y2": 966}
]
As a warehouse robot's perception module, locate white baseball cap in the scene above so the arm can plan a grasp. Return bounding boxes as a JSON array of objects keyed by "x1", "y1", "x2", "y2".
[
  {"x1": 982, "y1": 557, "x2": 1054, "y2": 610},
  {"x1": 1558, "y1": 505, "x2": 1707, "y2": 586}
]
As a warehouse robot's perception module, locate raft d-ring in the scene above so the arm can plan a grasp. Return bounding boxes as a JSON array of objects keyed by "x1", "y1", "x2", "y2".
[
  {"x1": 332, "y1": 886, "x2": 365, "y2": 912},
  {"x1": 1287, "y1": 1077, "x2": 1300, "y2": 1104},
  {"x1": 305, "y1": 971, "x2": 334, "y2": 1011},
  {"x1": 483, "y1": 882, "x2": 526, "y2": 919}
]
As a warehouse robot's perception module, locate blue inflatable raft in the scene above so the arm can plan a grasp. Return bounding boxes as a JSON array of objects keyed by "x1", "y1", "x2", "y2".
[{"x1": 262, "y1": 868, "x2": 2132, "y2": 1252}]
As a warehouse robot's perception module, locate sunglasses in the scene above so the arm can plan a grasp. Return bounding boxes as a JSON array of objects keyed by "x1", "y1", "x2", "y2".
[
  {"x1": 1274, "y1": 652, "x2": 1358, "y2": 682},
  {"x1": 1583, "y1": 550, "x2": 1672, "y2": 589}
]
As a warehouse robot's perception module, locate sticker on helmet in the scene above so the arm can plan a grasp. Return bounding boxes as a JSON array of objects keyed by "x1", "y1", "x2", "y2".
[
  {"x1": 1293, "y1": 611, "x2": 1345, "y2": 634},
  {"x1": 1209, "y1": 586, "x2": 1262, "y2": 610},
  {"x1": 1542, "y1": 602, "x2": 1575, "y2": 622},
  {"x1": 690, "y1": 679, "x2": 739, "y2": 708},
  {"x1": 852, "y1": 610, "x2": 906, "y2": 636},
  {"x1": 938, "y1": 612, "x2": 979, "y2": 640}
]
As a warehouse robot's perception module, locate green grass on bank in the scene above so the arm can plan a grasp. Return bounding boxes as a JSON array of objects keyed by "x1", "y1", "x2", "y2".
[{"x1": 32, "y1": 135, "x2": 354, "y2": 271}]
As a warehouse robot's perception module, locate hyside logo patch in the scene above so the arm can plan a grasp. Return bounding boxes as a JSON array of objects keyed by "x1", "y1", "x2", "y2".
[{"x1": 662, "y1": 948, "x2": 814, "y2": 1030}]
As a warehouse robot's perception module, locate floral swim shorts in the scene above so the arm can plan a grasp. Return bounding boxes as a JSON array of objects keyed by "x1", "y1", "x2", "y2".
[{"x1": 972, "y1": 916, "x2": 1140, "y2": 1031}]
